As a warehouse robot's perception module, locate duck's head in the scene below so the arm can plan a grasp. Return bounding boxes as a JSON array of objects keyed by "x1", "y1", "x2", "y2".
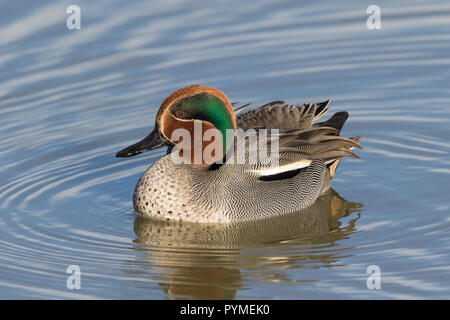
[{"x1": 115, "y1": 85, "x2": 236, "y2": 165}]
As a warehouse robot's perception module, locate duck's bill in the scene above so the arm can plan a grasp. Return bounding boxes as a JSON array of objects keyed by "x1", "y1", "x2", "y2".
[{"x1": 116, "y1": 128, "x2": 166, "y2": 158}]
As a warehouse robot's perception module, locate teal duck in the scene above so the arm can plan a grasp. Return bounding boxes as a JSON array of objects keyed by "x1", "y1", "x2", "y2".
[{"x1": 116, "y1": 85, "x2": 362, "y2": 223}]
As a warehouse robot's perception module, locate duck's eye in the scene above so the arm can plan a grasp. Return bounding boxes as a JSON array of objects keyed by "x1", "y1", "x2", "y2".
[{"x1": 175, "y1": 110, "x2": 187, "y2": 118}]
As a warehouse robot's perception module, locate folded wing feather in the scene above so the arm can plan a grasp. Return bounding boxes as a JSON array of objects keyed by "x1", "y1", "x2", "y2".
[{"x1": 233, "y1": 100, "x2": 362, "y2": 178}]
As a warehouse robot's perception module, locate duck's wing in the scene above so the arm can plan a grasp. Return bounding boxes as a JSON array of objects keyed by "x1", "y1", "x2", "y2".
[
  {"x1": 229, "y1": 110, "x2": 362, "y2": 179},
  {"x1": 235, "y1": 100, "x2": 331, "y2": 130},
  {"x1": 246, "y1": 132, "x2": 362, "y2": 178}
]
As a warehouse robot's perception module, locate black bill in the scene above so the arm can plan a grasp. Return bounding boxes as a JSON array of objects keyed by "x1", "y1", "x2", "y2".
[{"x1": 116, "y1": 128, "x2": 166, "y2": 158}]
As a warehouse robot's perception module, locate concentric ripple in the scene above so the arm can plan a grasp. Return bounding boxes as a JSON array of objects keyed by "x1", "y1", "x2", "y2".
[{"x1": 0, "y1": 0, "x2": 449, "y2": 299}]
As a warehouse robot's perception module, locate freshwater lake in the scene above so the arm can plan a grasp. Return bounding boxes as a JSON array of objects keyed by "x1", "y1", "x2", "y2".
[{"x1": 0, "y1": 0, "x2": 449, "y2": 299}]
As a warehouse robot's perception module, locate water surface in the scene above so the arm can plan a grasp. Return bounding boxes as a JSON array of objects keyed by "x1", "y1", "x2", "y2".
[{"x1": 0, "y1": 0, "x2": 449, "y2": 299}]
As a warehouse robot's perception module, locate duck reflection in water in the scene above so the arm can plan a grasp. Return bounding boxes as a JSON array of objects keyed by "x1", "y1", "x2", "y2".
[{"x1": 133, "y1": 188, "x2": 363, "y2": 299}]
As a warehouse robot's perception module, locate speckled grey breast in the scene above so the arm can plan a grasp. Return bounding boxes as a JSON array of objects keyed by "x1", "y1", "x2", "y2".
[{"x1": 134, "y1": 155, "x2": 327, "y2": 223}]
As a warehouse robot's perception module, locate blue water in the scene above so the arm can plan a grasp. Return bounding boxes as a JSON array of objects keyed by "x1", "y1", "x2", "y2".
[{"x1": 0, "y1": 0, "x2": 449, "y2": 299}]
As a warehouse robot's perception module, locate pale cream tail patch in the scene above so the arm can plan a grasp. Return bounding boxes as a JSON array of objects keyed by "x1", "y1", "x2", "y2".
[{"x1": 328, "y1": 158, "x2": 342, "y2": 179}]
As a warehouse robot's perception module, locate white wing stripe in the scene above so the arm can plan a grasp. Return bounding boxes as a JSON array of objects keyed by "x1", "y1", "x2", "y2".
[{"x1": 250, "y1": 159, "x2": 313, "y2": 176}]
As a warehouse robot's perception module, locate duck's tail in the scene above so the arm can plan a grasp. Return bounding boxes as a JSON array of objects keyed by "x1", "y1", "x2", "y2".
[
  {"x1": 314, "y1": 111, "x2": 362, "y2": 179},
  {"x1": 315, "y1": 110, "x2": 348, "y2": 133}
]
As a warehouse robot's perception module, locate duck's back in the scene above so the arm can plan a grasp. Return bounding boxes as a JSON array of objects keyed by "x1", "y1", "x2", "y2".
[{"x1": 236, "y1": 100, "x2": 330, "y2": 130}]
